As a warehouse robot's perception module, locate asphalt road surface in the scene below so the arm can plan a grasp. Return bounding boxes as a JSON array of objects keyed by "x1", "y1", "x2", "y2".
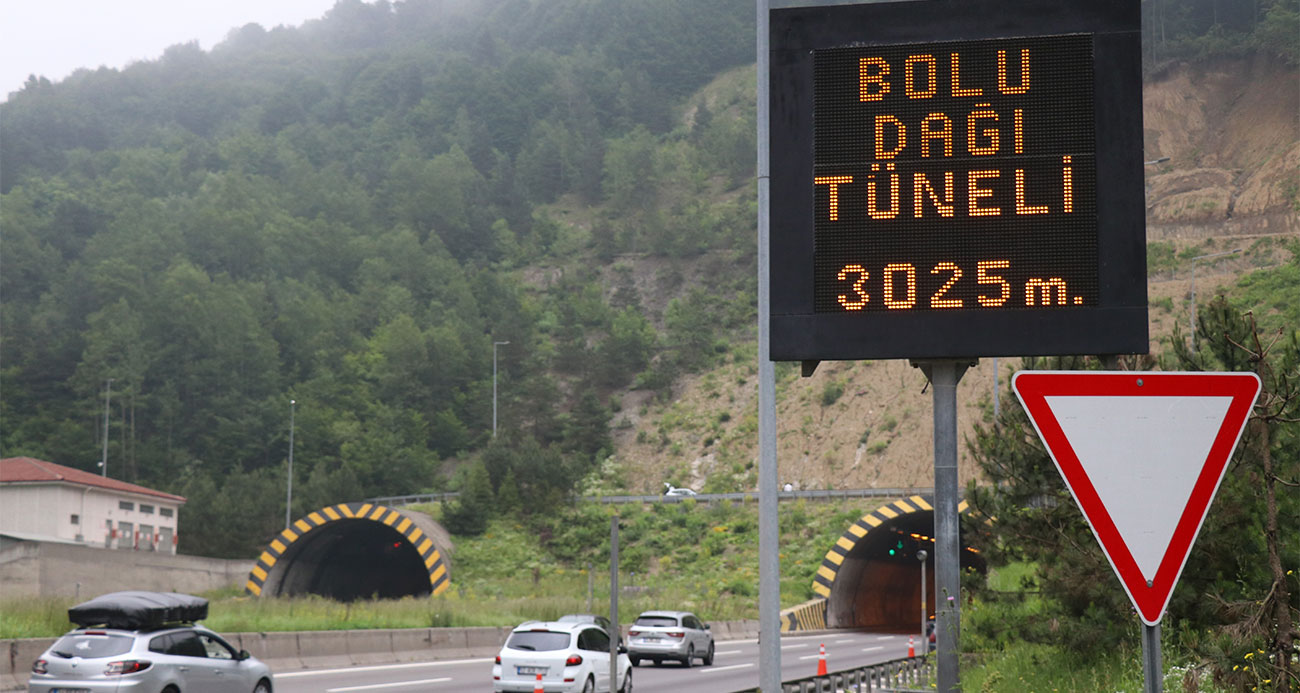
[{"x1": 272, "y1": 632, "x2": 919, "y2": 693}]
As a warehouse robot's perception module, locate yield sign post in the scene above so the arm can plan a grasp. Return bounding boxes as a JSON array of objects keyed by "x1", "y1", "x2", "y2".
[{"x1": 1012, "y1": 371, "x2": 1260, "y2": 625}]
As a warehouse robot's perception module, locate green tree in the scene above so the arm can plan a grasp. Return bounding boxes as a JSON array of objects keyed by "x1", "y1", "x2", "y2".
[
  {"x1": 594, "y1": 307, "x2": 656, "y2": 388},
  {"x1": 965, "y1": 356, "x2": 1136, "y2": 654},
  {"x1": 442, "y1": 461, "x2": 493, "y2": 536},
  {"x1": 1170, "y1": 297, "x2": 1299, "y2": 689},
  {"x1": 602, "y1": 126, "x2": 658, "y2": 214}
]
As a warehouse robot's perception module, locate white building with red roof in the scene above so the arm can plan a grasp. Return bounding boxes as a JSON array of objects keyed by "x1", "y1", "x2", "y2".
[{"x1": 0, "y1": 457, "x2": 186, "y2": 554}]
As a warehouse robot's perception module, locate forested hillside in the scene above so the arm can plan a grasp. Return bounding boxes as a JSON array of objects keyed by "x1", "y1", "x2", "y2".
[
  {"x1": 2, "y1": 0, "x2": 1296, "y2": 559},
  {"x1": 1, "y1": 0, "x2": 757, "y2": 557}
]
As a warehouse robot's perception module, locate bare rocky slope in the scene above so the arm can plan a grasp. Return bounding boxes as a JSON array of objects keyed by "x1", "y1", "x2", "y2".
[{"x1": 598, "y1": 55, "x2": 1298, "y2": 495}]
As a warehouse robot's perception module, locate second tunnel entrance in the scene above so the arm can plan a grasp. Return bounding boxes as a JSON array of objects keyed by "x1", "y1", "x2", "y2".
[{"x1": 815, "y1": 495, "x2": 985, "y2": 631}]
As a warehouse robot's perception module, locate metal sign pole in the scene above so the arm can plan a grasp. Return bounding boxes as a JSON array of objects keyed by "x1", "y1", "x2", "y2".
[
  {"x1": 1142, "y1": 622, "x2": 1162, "y2": 693},
  {"x1": 916, "y1": 360, "x2": 971, "y2": 693},
  {"x1": 757, "y1": 0, "x2": 781, "y2": 690}
]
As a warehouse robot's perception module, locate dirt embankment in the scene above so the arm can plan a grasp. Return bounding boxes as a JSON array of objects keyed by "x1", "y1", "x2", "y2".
[{"x1": 1143, "y1": 56, "x2": 1299, "y2": 237}]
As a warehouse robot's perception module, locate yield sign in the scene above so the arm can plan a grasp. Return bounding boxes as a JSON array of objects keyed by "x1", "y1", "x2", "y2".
[{"x1": 1012, "y1": 371, "x2": 1260, "y2": 625}]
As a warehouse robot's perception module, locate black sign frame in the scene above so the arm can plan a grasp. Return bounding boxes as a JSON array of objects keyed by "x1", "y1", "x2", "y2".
[{"x1": 770, "y1": 0, "x2": 1147, "y2": 361}]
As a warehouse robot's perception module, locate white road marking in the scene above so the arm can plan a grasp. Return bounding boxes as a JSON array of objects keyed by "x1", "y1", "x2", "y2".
[
  {"x1": 833, "y1": 638, "x2": 856, "y2": 644},
  {"x1": 697, "y1": 663, "x2": 754, "y2": 673},
  {"x1": 862, "y1": 646, "x2": 884, "y2": 653},
  {"x1": 715, "y1": 649, "x2": 742, "y2": 655},
  {"x1": 780, "y1": 643, "x2": 811, "y2": 650},
  {"x1": 276, "y1": 659, "x2": 492, "y2": 678},
  {"x1": 326, "y1": 677, "x2": 452, "y2": 691}
]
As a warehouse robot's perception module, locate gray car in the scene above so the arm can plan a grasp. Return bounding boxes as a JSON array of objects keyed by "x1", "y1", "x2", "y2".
[
  {"x1": 29, "y1": 624, "x2": 273, "y2": 693},
  {"x1": 626, "y1": 610, "x2": 713, "y2": 667},
  {"x1": 29, "y1": 590, "x2": 273, "y2": 693}
]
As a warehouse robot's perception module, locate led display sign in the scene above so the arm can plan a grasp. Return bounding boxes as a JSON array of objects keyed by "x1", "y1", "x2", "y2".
[{"x1": 770, "y1": 0, "x2": 1148, "y2": 361}]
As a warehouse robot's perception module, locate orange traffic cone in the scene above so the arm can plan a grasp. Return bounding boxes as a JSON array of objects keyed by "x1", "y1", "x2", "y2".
[
  {"x1": 816, "y1": 642, "x2": 827, "y2": 676},
  {"x1": 908, "y1": 636, "x2": 916, "y2": 658},
  {"x1": 534, "y1": 672, "x2": 544, "y2": 693}
]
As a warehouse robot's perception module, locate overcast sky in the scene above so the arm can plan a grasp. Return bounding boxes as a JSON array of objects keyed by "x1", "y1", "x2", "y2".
[{"x1": 1, "y1": 0, "x2": 342, "y2": 100}]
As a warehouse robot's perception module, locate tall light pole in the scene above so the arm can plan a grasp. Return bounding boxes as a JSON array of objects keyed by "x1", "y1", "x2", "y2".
[
  {"x1": 1188, "y1": 248, "x2": 1242, "y2": 348},
  {"x1": 917, "y1": 549, "x2": 929, "y2": 647},
  {"x1": 493, "y1": 341, "x2": 509, "y2": 437},
  {"x1": 285, "y1": 399, "x2": 296, "y2": 530},
  {"x1": 100, "y1": 378, "x2": 114, "y2": 477}
]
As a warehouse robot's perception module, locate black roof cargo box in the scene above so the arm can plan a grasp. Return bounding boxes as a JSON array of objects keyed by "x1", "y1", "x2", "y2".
[{"x1": 68, "y1": 591, "x2": 209, "y2": 629}]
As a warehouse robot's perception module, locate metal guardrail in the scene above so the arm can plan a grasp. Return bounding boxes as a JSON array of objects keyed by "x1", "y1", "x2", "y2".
[
  {"x1": 367, "y1": 487, "x2": 935, "y2": 508},
  {"x1": 733, "y1": 655, "x2": 934, "y2": 693},
  {"x1": 367, "y1": 492, "x2": 462, "y2": 506}
]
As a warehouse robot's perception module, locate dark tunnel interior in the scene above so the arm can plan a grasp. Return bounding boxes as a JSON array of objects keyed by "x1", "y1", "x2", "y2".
[
  {"x1": 828, "y1": 514, "x2": 985, "y2": 631},
  {"x1": 262, "y1": 519, "x2": 430, "y2": 601}
]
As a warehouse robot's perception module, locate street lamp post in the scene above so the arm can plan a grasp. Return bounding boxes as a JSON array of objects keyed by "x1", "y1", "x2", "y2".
[
  {"x1": 100, "y1": 378, "x2": 114, "y2": 477},
  {"x1": 1188, "y1": 249, "x2": 1242, "y2": 347},
  {"x1": 285, "y1": 399, "x2": 296, "y2": 530},
  {"x1": 493, "y1": 341, "x2": 509, "y2": 437},
  {"x1": 917, "y1": 549, "x2": 929, "y2": 646}
]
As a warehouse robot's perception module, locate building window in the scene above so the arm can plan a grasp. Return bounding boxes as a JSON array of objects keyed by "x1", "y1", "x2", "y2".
[
  {"x1": 140, "y1": 504, "x2": 155, "y2": 514},
  {"x1": 160, "y1": 508, "x2": 174, "y2": 518},
  {"x1": 70, "y1": 514, "x2": 80, "y2": 525},
  {"x1": 119, "y1": 501, "x2": 134, "y2": 511}
]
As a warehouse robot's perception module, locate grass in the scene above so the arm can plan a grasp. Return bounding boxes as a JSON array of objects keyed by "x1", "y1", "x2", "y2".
[
  {"x1": 0, "y1": 498, "x2": 866, "y2": 639},
  {"x1": 955, "y1": 562, "x2": 1235, "y2": 692}
]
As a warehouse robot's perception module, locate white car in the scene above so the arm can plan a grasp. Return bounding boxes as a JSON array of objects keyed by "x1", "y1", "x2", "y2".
[
  {"x1": 626, "y1": 610, "x2": 714, "y2": 667},
  {"x1": 662, "y1": 484, "x2": 697, "y2": 497},
  {"x1": 492, "y1": 620, "x2": 632, "y2": 693}
]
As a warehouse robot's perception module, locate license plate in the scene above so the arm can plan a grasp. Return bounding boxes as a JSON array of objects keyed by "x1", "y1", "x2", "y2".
[
  {"x1": 517, "y1": 666, "x2": 546, "y2": 675},
  {"x1": 642, "y1": 636, "x2": 660, "y2": 641},
  {"x1": 52, "y1": 689, "x2": 91, "y2": 693}
]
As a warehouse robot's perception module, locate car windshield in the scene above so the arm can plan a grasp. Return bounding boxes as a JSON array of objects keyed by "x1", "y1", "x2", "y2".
[
  {"x1": 50, "y1": 633, "x2": 135, "y2": 659},
  {"x1": 634, "y1": 616, "x2": 679, "y2": 627},
  {"x1": 506, "y1": 631, "x2": 571, "y2": 652}
]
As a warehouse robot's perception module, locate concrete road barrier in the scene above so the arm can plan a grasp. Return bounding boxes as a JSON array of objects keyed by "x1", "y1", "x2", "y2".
[
  {"x1": 427, "y1": 626, "x2": 469, "y2": 659},
  {"x1": 463, "y1": 626, "x2": 507, "y2": 658},
  {"x1": 5, "y1": 637, "x2": 55, "y2": 692},
  {"x1": 295, "y1": 630, "x2": 351, "y2": 670},
  {"x1": 233, "y1": 631, "x2": 305, "y2": 672},
  {"x1": 347, "y1": 628, "x2": 396, "y2": 666},
  {"x1": 391, "y1": 628, "x2": 436, "y2": 662}
]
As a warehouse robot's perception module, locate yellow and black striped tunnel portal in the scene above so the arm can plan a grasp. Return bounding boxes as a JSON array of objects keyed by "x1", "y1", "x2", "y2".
[
  {"x1": 813, "y1": 495, "x2": 985, "y2": 632},
  {"x1": 246, "y1": 502, "x2": 450, "y2": 601}
]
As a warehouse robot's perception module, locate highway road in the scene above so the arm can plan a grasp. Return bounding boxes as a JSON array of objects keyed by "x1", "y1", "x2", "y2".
[{"x1": 272, "y1": 631, "x2": 918, "y2": 693}]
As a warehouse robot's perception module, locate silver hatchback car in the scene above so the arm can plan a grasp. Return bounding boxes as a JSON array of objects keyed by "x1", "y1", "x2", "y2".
[
  {"x1": 30, "y1": 624, "x2": 273, "y2": 693},
  {"x1": 626, "y1": 610, "x2": 713, "y2": 667},
  {"x1": 28, "y1": 591, "x2": 273, "y2": 693}
]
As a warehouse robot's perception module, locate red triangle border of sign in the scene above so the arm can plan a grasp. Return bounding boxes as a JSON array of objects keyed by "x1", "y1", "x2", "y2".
[{"x1": 1011, "y1": 371, "x2": 1261, "y2": 625}]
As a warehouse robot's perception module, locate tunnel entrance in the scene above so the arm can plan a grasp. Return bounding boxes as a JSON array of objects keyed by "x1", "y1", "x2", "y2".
[
  {"x1": 815, "y1": 496, "x2": 985, "y2": 632},
  {"x1": 246, "y1": 502, "x2": 451, "y2": 601}
]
